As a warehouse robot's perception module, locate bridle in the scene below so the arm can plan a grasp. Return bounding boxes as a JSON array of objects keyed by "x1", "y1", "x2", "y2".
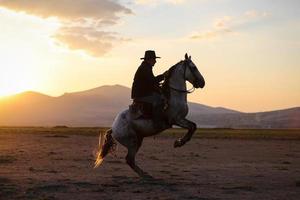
[{"x1": 167, "y1": 60, "x2": 198, "y2": 94}]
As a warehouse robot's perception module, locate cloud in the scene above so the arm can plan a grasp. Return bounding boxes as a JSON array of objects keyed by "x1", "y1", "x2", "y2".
[
  {"x1": 135, "y1": 0, "x2": 186, "y2": 6},
  {"x1": 55, "y1": 33, "x2": 113, "y2": 57},
  {"x1": 244, "y1": 10, "x2": 269, "y2": 19},
  {"x1": 213, "y1": 16, "x2": 233, "y2": 29},
  {"x1": 190, "y1": 10, "x2": 270, "y2": 41},
  {"x1": 54, "y1": 26, "x2": 129, "y2": 57},
  {"x1": 0, "y1": 0, "x2": 131, "y2": 21},
  {"x1": 0, "y1": 0, "x2": 132, "y2": 57},
  {"x1": 190, "y1": 29, "x2": 232, "y2": 40}
]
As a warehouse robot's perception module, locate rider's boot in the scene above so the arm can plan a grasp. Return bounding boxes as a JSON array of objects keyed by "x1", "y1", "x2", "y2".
[{"x1": 152, "y1": 104, "x2": 165, "y2": 130}]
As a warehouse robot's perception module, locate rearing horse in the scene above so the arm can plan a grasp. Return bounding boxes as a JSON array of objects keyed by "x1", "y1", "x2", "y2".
[{"x1": 95, "y1": 53, "x2": 205, "y2": 177}]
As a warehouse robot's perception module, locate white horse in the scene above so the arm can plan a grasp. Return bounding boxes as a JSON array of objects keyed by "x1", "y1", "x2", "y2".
[{"x1": 95, "y1": 54, "x2": 205, "y2": 178}]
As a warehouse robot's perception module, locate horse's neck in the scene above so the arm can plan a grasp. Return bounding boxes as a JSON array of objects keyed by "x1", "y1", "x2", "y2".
[
  {"x1": 164, "y1": 64, "x2": 189, "y2": 122},
  {"x1": 168, "y1": 71, "x2": 187, "y2": 103}
]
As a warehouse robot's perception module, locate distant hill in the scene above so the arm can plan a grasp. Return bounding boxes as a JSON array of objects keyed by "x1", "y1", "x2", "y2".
[
  {"x1": 0, "y1": 85, "x2": 299, "y2": 128},
  {"x1": 189, "y1": 107, "x2": 300, "y2": 129}
]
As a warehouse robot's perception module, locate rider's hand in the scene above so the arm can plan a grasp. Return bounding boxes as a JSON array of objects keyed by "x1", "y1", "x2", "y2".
[{"x1": 163, "y1": 70, "x2": 169, "y2": 78}]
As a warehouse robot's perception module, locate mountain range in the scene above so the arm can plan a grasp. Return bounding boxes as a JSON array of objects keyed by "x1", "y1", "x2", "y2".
[{"x1": 0, "y1": 85, "x2": 299, "y2": 128}]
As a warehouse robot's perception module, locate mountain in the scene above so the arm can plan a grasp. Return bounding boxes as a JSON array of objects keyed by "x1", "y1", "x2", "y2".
[
  {"x1": 0, "y1": 85, "x2": 299, "y2": 128},
  {"x1": 189, "y1": 107, "x2": 300, "y2": 129},
  {"x1": 0, "y1": 85, "x2": 130, "y2": 126}
]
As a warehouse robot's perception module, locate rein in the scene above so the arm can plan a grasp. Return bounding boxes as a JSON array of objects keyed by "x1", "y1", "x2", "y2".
[{"x1": 168, "y1": 85, "x2": 195, "y2": 93}]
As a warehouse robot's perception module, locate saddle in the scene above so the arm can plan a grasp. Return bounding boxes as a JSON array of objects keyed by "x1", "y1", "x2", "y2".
[
  {"x1": 129, "y1": 97, "x2": 169, "y2": 120},
  {"x1": 129, "y1": 100, "x2": 152, "y2": 119}
]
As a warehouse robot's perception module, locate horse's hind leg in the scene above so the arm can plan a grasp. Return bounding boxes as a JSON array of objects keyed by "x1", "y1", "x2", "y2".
[{"x1": 125, "y1": 136, "x2": 151, "y2": 178}]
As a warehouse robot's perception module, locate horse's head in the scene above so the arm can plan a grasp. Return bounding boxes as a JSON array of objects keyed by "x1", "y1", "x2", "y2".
[{"x1": 183, "y1": 53, "x2": 205, "y2": 88}]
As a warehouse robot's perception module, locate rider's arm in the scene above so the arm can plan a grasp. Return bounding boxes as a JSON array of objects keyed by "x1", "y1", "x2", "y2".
[{"x1": 155, "y1": 74, "x2": 164, "y2": 82}]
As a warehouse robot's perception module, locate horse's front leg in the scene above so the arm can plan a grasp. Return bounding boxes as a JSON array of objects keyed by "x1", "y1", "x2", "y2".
[{"x1": 174, "y1": 118, "x2": 197, "y2": 148}]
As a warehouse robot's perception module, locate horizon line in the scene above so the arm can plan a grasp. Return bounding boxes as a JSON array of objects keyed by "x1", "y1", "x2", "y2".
[{"x1": 0, "y1": 84, "x2": 299, "y2": 114}]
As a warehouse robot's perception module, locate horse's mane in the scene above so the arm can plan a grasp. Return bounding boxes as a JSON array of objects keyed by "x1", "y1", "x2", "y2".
[
  {"x1": 161, "y1": 60, "x2": 183, "y2": 98},
  {"x1": 167, "y1": 60, "x2": 183, "y2": 76}
]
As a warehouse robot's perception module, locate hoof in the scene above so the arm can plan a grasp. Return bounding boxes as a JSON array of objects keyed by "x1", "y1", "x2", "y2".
[{"x1": 174, "y1": 139, "x2": 184, "y2": 148}]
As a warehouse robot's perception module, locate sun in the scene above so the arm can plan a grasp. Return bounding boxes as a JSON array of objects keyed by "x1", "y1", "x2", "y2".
[
  {"x1": 0, "y1": 8, "x2": 61, "y2": 98},
  {"x1": 0, "y1": 49, "x2": 38, "y2": 98},
  {"x1": 0, "y1": 82, "x2": 33, "y2": 97},
  {"x1": 0, "y1": 71, "x2": 37, "y2": 98},
  {"x1": 0, "y1": 54, "x2": 39, "y2": 97}
]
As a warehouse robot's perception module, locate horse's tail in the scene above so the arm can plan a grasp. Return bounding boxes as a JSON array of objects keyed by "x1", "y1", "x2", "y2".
[{"x1": 94, "y1": 128, "x2": 116, "y2": 168}]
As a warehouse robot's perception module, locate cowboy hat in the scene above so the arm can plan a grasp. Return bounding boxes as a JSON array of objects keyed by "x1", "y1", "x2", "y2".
[{"x1": 140, "y1": 50, "x2": 161, "y2": 60}]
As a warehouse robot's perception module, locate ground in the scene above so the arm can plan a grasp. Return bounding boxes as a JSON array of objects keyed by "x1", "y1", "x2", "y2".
[{"x1": 0, "y1": 128, "x2": 300, "y2": 200}]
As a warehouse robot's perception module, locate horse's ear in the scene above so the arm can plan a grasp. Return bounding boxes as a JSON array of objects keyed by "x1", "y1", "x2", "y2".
[
  {"x1": 189, "y1": 56, "x2": 191, "y2": 60},
  {"x1": 185, "y1": 53, "x2": 188, "y2": 60}
]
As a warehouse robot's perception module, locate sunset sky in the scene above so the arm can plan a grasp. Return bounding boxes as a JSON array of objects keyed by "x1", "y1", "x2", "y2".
[{"x1": 0, "y1": 0, "x2": 299, "y2": 112}]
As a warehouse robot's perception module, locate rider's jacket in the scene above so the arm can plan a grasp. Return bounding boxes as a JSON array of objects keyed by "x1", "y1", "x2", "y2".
[{"x1": 131, "y1": 61, "x2": 164, "y2": 99}]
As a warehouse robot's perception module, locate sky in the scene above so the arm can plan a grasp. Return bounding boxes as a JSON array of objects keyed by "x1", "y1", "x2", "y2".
[{"x1": 0, "y1": 0, "x2": 299, "y2": 112}]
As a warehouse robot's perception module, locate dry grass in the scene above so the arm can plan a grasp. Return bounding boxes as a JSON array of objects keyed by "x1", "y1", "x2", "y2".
[
  {"x1": 0, "y1": 127, "x2": 299, "y2": 140},
  {"x1": 0, "y1": 127, "x2": 299, "y2": 199}
]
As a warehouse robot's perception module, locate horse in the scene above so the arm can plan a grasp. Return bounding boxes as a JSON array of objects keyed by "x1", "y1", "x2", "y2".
[{"x1": 94, "y1": 53, "x2": 205, "y2": 178}]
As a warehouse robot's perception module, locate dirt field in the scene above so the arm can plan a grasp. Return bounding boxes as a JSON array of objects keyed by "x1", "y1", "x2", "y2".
[{"x1": 1, "y1": 128, "x2": 300, "y2": 200}]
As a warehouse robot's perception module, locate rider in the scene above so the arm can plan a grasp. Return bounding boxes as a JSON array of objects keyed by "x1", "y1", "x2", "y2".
[{"x1": 131, "y1": 50, "x2": 166, "y2": 128}]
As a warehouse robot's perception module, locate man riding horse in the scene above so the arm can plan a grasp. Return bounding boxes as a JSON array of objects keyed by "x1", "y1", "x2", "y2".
[
  {"x1": 95, "y1": 52, "x2": 205, "y2": 177},
  {"x1": 131, "y1": 50, "x2": 166, "y2": 128}
]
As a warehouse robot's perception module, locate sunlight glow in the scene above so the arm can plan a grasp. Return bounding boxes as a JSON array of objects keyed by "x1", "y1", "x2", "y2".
[
  {"x1": 0, "y1": 51, "x2": 37, "y2": 97},
  {"x1": 0, "y1": 8, "x2": 60, "y2": 97}
]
